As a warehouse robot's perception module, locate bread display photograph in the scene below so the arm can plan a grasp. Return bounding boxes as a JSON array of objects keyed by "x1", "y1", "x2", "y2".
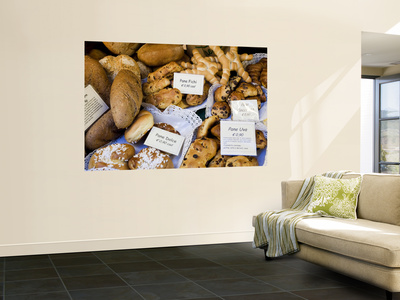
[{"x1": 84, "y1": 41, "x2": 268, "y2": 171}]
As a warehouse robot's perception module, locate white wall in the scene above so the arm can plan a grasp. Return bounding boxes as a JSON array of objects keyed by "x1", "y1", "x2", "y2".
[{"x1": 1, "y1": 0, "x2": 399, "y2": 256}]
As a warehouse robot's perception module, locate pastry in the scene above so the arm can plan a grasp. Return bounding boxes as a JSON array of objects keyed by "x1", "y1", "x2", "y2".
[
  {"x1": 128, "y1": 147, "x2": 173, "y2": 170},
  {"x1": 211, "y1": 101, "x2": 231, "y2": 119},
  {"x1": 256, "y1": 130, "x2": 267, "y2": 149},
  {"x1": 236, "y1": 82, "x2": 258, "y2": 98},
  {"x1": 147, "y1": 62, "x2": 183, "y2": 82},
  {"x1": 143, "y1": 78, "x2": 171, "y2": 96},
  {"x1": 144, "y1": 88, "x2": 182, "y2": 110},
  {"x1": 110, "y1": 69, "x2": 143, "y2": 129},
  {"x1": 180, "y1": 137, "x2": 218, "y2": 168},
  {"x1": 208, "y1": 150, "x2": 229, "y2": 168},
  {"x1": 225, "y1": 156, "x2": 259, "y2": 167},
  {"x1": 197, "y1": 115, "x2": 220, "y2": 139},
  {"x1": 214, "y1": 85, "x2": 231, "y2": 102},
  {"x1": 88, "y1": 143, "x2": 135, "y2": 170},
  {"x1": 124, "y1": 110, "x2": 154, "y2": 143},
  {"x1": 227, "y1": 91, "x2": 245, "y2": 101},
  {"x1": 210, "y1": 124, "x2": 220, "y2": 139},
  {"x1": 186, "y1": 82, "x2": 210, "y2": 106},
  {"x1": 99, "y1": 55, "x2": 141, "y2": 81}
]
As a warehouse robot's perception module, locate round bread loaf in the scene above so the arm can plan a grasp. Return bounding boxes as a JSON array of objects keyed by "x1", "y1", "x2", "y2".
[
  {"x1": 99, "y1": 55, "x2": 141, "y2": 81},
  {"x1": 85, "y1": 55, "x2": 111, "y2": 106},
  {"x1": 128, "y1": 147, "x2": 173, "y2": 170},
  {"x1": 103, "y1": 42, "x2": 141, "y2": 56},
  {"x1": 110, "y1": 69, "x2": 143, "y2": 129},
  {"x1": 88, "y1": 143, "x2": 135, "y2": 170},
  {"x1": 137, "y1": 44, "x2": 184, "y2": 67},
  {"x1": 124, "y1": 110, "x2": 154, "y2": 143},
  {"x1": 85, "y1": 110, "x2": 123, "y2": 151}
]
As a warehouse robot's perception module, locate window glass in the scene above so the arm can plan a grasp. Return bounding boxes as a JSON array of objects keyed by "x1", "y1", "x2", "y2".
[
  {"x1": 380, "y1": 164, "x2": 399, "y2": 174},
  {"x1": 380, "y1": 119, "x2": 399, "y2": 162},
  {"x1": 381, "y1": 81, "x2": 400, "y2": 118}
]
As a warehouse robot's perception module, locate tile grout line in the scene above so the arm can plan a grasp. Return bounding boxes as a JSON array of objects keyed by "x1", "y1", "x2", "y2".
[
  {"x1": 135, "y1": 249, "x2": 224, "y2": 299},
  {"x1": 47, "y1": 254, "x2": 74, "y2": 300},
  {"x1": 90, "y1": 252, "x2": 147, "y2": 300}
]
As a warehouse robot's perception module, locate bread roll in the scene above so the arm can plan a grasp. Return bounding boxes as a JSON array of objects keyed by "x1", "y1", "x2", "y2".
[
  {"x1": 236, "y1": 82, "x2": 258, "y2": 98},
  {"x1": 210, "y1": 124, "x2": 220, "y2": 139},
  {"x1": 180, "y1": 137, "x2": 218, "y2": 168},
  {"x1": 147, "y1": 62, "x2": 183, "y2": 82},
  {"x1": 256, "y1": 130, "x2": 267, "y2": 149},
  {"x1": 144, "y1": 88, "x2": 182, "y2": 110},
  {"x1": 214, "y1": 85, "x2": 231, "y2": 102},
  {"x1": 88, "y1": 143, "x2": 135, "y2": 170},
  {"x1": 99, "y1": 55, "x2": 141, "y2": 81},
  {"x1": 225, "y1": 156, "x2": 259, "y2": 167},
  {"x1": 110, "y1": 69, "x2": 143, "y2": 129},
  {"x1": 211, "y1": 101, "x2": 231, "y2": 119},
  {"x1": 227, "y1": 91, "x2": 245, "y2": 101},
  {"x1": 124, "y1": 110, "x2": 154, "y2": 143},
  {"x1": 143, "y1": 78, "x2": 171, "y2": 96},
  {"x1": 85, "y1": 110, "x2": 123, "y2": 151},
  {"x1": 85, "y1": 55, "x2": 111, "y2": 106},
  {"x1": 208, "y1": 150, "x2": 229, "y2": 168},
  {"x1": 186, "y1": 82, "x2": 210, "y2": 106},
  {"x1": 128, "y1": 147, "x2": 173, "y2": 170},
  {"x1": 103, "y1": 42, "x2": 141, "y2": 56},
  {"x1": 197, "y1": 116, "x2": 219, "y2": 139},
  {"x1": 137, "y1": 44, "x2": 184, "y2": 67},
  {"x1": 228, "y1": 75, "x2": 242, "y2": 91}
]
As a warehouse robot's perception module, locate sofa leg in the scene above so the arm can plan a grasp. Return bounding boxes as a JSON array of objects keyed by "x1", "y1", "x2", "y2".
[{"x1": 386, "y1": 290, "x2": 392, "y2": 300}]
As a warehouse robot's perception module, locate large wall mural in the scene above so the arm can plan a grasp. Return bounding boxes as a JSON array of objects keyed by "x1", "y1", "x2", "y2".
[{"x1": 84, "y1": 42, "x2": 268, "y2": 170}]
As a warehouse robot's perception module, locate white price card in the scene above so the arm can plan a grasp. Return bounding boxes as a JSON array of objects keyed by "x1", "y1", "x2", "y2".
[
  {"x1": 230, "y1": 99, "x2": 259, "y2": 122},
  {"x1": 173, "y1": 73, "x2": 204, "y2": 95},
  {"x1": 220, "y1": 120, "x2": 257, "y2": 156},
  {"x1": 144, "y1": 127, "x2": 185, "y2": 156},
  {"x1": 84, "y1": 85, "x2": 109, "y2": 131}
]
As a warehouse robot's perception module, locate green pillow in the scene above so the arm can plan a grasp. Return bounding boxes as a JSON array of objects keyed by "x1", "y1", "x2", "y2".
[{"x1": 307, "y1": 176, "x2": 362, "y2": 219}]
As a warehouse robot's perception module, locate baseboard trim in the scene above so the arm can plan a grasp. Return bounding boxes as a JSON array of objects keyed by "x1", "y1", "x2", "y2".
[{"x1": 0, "y1": 230, "x2": 254, "y2": 257}]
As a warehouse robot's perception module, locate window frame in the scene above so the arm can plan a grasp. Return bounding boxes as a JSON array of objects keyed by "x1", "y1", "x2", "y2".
[{"x1": 374, "y1": 74, "x2": 400, "y2": 173}]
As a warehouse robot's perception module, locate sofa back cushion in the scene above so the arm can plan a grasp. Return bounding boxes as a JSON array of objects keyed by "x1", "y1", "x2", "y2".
[{"x1": 356, "y1": 174, "x2": 400, "y2": 226}]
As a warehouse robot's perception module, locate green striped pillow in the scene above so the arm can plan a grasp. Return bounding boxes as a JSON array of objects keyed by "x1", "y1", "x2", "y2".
[{"x1": 307, "y1": 176, "x2": 362, "y2": 219}]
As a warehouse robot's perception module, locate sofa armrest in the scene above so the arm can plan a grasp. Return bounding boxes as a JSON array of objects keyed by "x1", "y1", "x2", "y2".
[{"x1": 281, "y1": 180, "x2": 304, "y2": 209}]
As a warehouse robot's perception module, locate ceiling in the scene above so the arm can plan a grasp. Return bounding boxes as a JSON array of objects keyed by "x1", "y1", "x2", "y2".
[{"x1": 362, "y1": 32, "x2": 400, "y2": 68}]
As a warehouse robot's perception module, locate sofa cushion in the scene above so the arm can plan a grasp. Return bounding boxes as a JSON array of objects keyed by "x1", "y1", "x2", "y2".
[
  {"x1": 357, "y1": 174, "x2": 400, "y2": 226},
  {"x1": 307, "y1": 176, "x2": 362, "y2": 219},
  {"x1": 296, "y1": 217, "x2": 400, "y2": 268}
]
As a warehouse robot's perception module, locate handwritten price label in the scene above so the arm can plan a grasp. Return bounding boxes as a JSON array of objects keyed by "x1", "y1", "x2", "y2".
[
  {"x1": 144, "y1": 127, "x2": 185, "y2": 156},
  {"x1": 173, "y1": 73, "x2": 204, "y2": 95},
  {"x1": 220, "y1": 120, "x2": 257, "y2": 156}
]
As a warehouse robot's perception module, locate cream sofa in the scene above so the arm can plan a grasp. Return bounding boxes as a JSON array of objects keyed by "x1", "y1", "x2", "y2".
[{"x1": 258, "y1": 173, "x2": 400, "y2": 300}]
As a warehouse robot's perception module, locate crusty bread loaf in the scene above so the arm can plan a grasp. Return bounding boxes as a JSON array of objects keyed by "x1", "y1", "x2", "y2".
[
  {"x1": 103, "y1": 42, "x2": 141, "y2": 56},
  {"x1": 137, "y1": 44, "x2": 184, "y2": 67},
  {"x1": 88, "y1": 143, "x2": 135, "y2": 170},
  {"x1": 124, "y1": 110, "x2": 154, "y2": 143},
  {"x1": 99, "y1": 55, "x2": 141, "y2": 81},
  {"x1": 128, "y1": 147, "x2": 173, "y2": 170},
  {"x1": 85, "y1": 55, "x2": 111, "y2": 106},
  {"x1": 144, "y1": 88, "x2": 182, "y2": 110},
  {"x1": 180, "y1": 137, "x2": 218, "y2": 168},
  {"x1": 110, "y1": 69, "x2": 143, "y2": 129},
  {"x1": 85, "y1": 110, "x2": 123, "y2": 151}
]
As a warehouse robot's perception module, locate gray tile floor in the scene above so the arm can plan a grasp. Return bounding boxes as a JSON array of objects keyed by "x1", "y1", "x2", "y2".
[{"x1": 1, "y1": 242, "x2": 398, "y2": 300}]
